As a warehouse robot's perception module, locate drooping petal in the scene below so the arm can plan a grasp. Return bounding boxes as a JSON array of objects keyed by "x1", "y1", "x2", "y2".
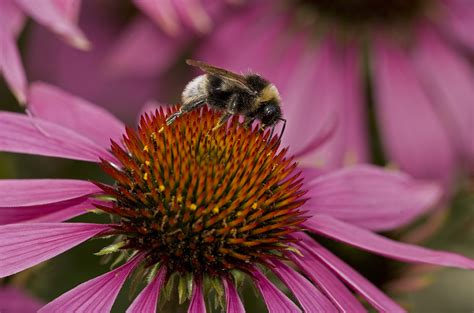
[
  {"x1": 39, "y1": 255, "x2": 142, "y2": 313},
  {"x1": 0, "y1": 0, "x2": 26, "y2": 35},
  {"x1": 196, "y1": 2, "x2": 273, "y2": 68},
  {"x1": 188, "y1": 277, "x2": 206, "y2": 313},
  {"x1": 0, "y1": 286, "x2": 43, "y2": 312},
  {"x1": 16, "y1": 0, "x2": 90, "y2": 50},
  {"x1": 105, "y1": 17, "x2": 191, "y2": 78},
  {"x1": 305, "y1": 214, "x2": 474, "y2": 269},
  {"x1": 440, "y1": 0, "x2": 474, "y2": 50},
  {"x1": 339, "y1": 44, "x2": 370, "y2": 164},
  {"x1": 300, "y1": 166, "x2": 328, "y2": 182},
  {"x1": 222, "y1": 277, "x2": 245, "y2": 313},
  {"x1": 126, "y1": 266, "x2": 167, "y2": 313},
  {"x1": 305, "y1": 165, "x2": 442, "y2": 231},
  {"x1": 0, "y1": 179, "x2": 101, "y2": 207},
  {"x1": 412, "y1": 27, "x2": 474, "y2": 171},
  {"x1": 372, "y1": 37, "x2": 456, "y2": 185},
  {"x1": 0, "y1": 1, "x2": 27, "y2": 104},
  {"x1": 52, "y1": 0, "x2": 82, "y2": 21},
  {"x1": 288, "y1": 243, "x2": 367, "y2": 312},
  {"x1": 0, "y1": 223, "x2": 109, "y2": 277},
  {"x1": 28, "y1": 82, "x2": 125, "y2": 149},
  {"x1": 281, "y1": 38, "x2": 346, "y2": 169},
  {"x1": 0, "y1": 112, "x2": 115, "y2": 163},
  {"x1": 294, "y1": 232, "x2": 405, "y2": 313},
  {"x1": 133, "y1": 0, "x2": 180, "y2": 35},
  {"x1": 250, "y1": 266, "x2": 301, "y2": 313},
  {"x1": 0, "y1": 197, "x2": 105, "y2": 225},
  {"x1": 173, "y1": 0, "x2": 212, "y2": 33},
  {"x1": 271, "y1": 259, "x2": 337, "y2": 312}
]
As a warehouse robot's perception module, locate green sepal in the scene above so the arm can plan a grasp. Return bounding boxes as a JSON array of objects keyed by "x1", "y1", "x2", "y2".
[{"x1": 94, "y1": 241, "x2": 126, "y2": 255}]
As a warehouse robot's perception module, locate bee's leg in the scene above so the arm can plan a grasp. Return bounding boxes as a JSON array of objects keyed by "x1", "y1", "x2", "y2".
[
  {"x1": 166, "y1": 100, "x2": 205, "y2": 126},
  {"x1": 212, "y1": 112, "x2": 232, "y2": 131},
  {"x1": 268, "y1": 125, "x2": 276, "y2": 141},
  {"x1": 242, "y1": 117, "x2": 256, "y2": 129}
]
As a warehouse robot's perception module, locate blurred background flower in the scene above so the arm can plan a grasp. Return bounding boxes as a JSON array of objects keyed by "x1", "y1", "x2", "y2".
[
  {"x1": 192, "y1": 0, "x2": 474, "y2": 190},
  {"x1": 24, "y1": 0, "x2": 231, "y2": 120},
  {"x1": 0, "y1": 0, "x2": 89, "y2": 104}
]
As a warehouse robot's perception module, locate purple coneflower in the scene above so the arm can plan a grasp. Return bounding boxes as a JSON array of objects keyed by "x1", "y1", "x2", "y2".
[
  {"x1": 194, "y1": 0, "x2": 474, "y2": 188},
  {"x1": 0, "y1": 0, "x2": 88, "y2": 104},
  {"x1": 0, "y1": 83, "x2": 473, "y2": 312}
]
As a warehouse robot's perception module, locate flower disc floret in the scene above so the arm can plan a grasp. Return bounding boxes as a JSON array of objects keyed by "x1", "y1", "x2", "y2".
[{"x1": 98, "y1": 107, "x2": 307, "y2": 276}]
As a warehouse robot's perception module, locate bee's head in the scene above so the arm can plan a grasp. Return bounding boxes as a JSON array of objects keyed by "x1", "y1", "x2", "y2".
[{"x1": 258, "y1": 99, "x2": 282, "y2": 126}]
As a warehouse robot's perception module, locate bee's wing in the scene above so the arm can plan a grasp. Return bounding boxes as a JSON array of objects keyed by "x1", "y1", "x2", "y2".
[{"x1": 186, "y1": 59, "x2": 256, "y2": 95}]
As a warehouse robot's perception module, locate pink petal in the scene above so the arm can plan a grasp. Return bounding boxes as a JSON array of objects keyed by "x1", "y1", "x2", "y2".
[
  {"x1": 281, "y1": 38, "x2": 346, "y2": 169},
  {"x1": 412, "y1": 27, "x2": 474, "y2": 171},
  {"x1": 188, "y1": 277, "x2": 206, "y2": 313},
  {"x1": 0, "y1": 223, "x2": 109, "y2": 277},
  {"x1": 294, "y1": 232, "x2": 405, "y2": 313},
  {"x1": 105, "y1": 17, "x2": 191, "y2": 78},
  {"x1": 39, "y1": 255, "x2": 142, "y2": 313},
  {"x1": 0, "y1": 3, "x2": 27, "y2": 104},
  {"x1": 305, "y1": 214, "x2": 474, "y2": 269},
  {"x1": 173, "y1": 0, "x2": 212, "y2": 33},
  {"x1": 339, "y1": 45, "x2": 370, "y2": 164},
  {"x1": 0, "y1": 0, "x2": 26, "y2": 35},
  {"x1": 270, "y1": 259, "x2": 337, "y2": 312},
  {"x1": 0, "y1": 179, "x2": 101, "y2": 207},
  {"x1": 440, "y1": 0, "x2": 474, "y2": 50},
  {"x1": 0, "y1": 286, "x2": 43, "y2": 312},
  {"x1": 196, "y1": 3, "x2": 273, "y2": 68},
  {"x1": 288, "y1": 243, "x2": 367, "y2": 312},
  {"x1": 0, "y1": 197, "x2": 110, "y2": 225},
  {"x1": 24, "y1": 2, "x2": 161, "y2": 122},
  {"x1": 28, "y1": 82, "x2": 125, "y2": 149},
  {"x1": 52, "y1": 0, "x2": 81, "y2": 21},
  {"x1": 126, "y1": 266, "x2": 167, "y2": 313},
  {"x1": 305, "y1": 165, "x2": 442, "y2": 231},
  {"x1": 300, "y1": 166, "x2": 328, "y2": 182},
  {"x1": 372, "y1": 38, "x2": 456, "y2": 185},
  {"x1": 292, "y1": 113, "x2": 338, "y2": 159},
  {"x1": 16, "y1": 0, "x2": 90, "y2": 50},
  {"x1": 0, "y1": 112, "x2": 115, "y2": 163},
  {"x1": 222, "y1": 277, "x2": 245, "y2": 313},
  {"x1": 250, "y1": 266, "x2": 301, "y2": 313},
  {"x1": 133, "y1": 0, "x2": 180, "y2": 35}
]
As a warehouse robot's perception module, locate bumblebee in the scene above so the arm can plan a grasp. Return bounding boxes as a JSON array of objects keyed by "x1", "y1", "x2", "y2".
[{"x1": 166, "y1": 60, "x2": 285, "y2": 138}]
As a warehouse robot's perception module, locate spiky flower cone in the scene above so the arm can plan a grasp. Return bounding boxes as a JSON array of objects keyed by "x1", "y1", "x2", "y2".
[{"x1": 97, "y1": 107, "x2": 307, "y2": 281}]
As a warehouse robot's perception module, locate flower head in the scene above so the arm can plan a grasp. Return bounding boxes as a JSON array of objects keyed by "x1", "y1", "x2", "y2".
[
  {"x1": 0, "y1": 84, "x2": 473, "y2": 312},
  {"x1": 99, "y1": 107, "x2": 306, "y2": 276}
]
